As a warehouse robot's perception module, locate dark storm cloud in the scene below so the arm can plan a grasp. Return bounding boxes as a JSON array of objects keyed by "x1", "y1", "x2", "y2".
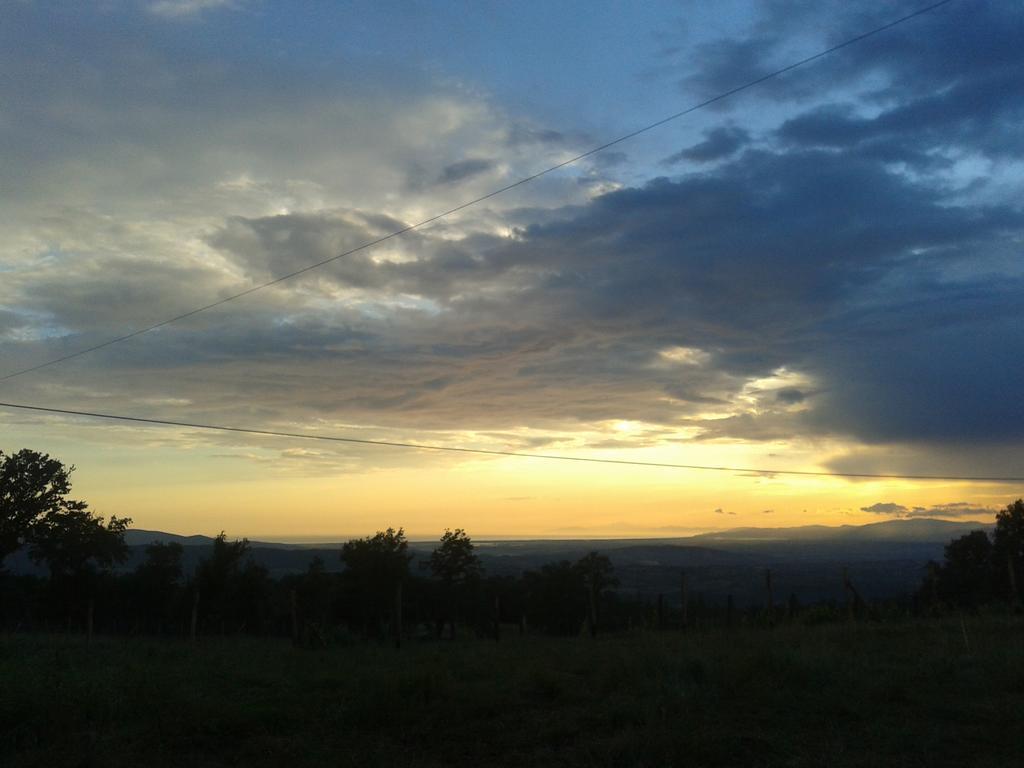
[
  {"x1": 776, "y1": 388, "x2": 806, "y2": 405},
  {"x1": 663, "y1": 127, "x2": 750, "y2": 164},
  {"x1": 116, "y1": 127, "x2": 1015, "y2": 445},
  {"x1": 777, "y1": 65, "x2": 1024, "y2": 163},
  {"x1": 678, "y1": 1, "x2": 1023, "y2": 133},
  {"x1": 436, "y1": 159, "x2": 496, "y2": 186}
]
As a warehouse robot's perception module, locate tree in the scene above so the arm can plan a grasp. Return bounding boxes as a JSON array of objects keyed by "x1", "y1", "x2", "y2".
[
  {"x1": 573, "y1": 551, "x2": 617, "y2": 593},
  {"x1": 933, "y1": 530, "x2": 993, "y2": 608},
  {"x1": 0, "y1": 449, "x2": 78, "y2": 565},
  {"x1": 426, "y1": 528, "x2": 482, "y2": 638},
  {"x1": 341, "y1": 527, "x2": 411, "y2": 589},
  {"x1": 133, "y1": 541, "x2": 184, "y2": 633},
  {"x1": 293, "y1": 556, "x2": 335, "y2": 645},
  {"x1": 992, "y1": 499, "x2": 1024, "y2": 601},
  {"x1": 428, "y1": 528, "x2": 482, "y2": 585},
  {"x1": 523, "y1": 561, "x2": 587, "y2": 636},
  {"x1": 340, "y1": 528, "x2": 411, "y2": 638},
  {"x1": 29, "y1": 502, "x2": 131, "y2": 580},
  {"x1": 195, "y1": 532, "x2": 257, "y2": 633},
  {"x1": 574, "y1": 551, "x2": 618, "y2": 633},
  {"x1": 28, "y1": 501, "x2": 131, "y2": 634}
]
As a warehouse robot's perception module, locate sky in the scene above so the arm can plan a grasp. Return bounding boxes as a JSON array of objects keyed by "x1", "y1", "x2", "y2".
[{"x1": 1, "y1": 0, "x2": 1022, "y2": 539}]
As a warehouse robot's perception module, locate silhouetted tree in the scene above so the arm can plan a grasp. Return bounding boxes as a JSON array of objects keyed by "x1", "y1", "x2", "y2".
[
  {"x1": 992, "y1": 499, "x2": 1024, "y2": 602},
  {"x1": 29, "y1": 504, "x2": 131, "y2": 579},
  {"x1": 196, "y1": 532, "x2": 253, "y2": 633},
  {"x1": 934, "y1": 530, "x2": 993, "y2": 608},
  {"x1": 294, "y1": 556, "x2": 334, "y2": 645},
  {"x1": 0, "y1": 449, "x2": 80, "y2": 565},
  {"x1": 29, "y1": 501, "x2": 131, "y2": 632},
  {"x1": 574, "y1": 551, "x2": 618, "y2": 633},
  {"x1": 426, "y1": 528, "x2": 482, "y2": 637},
  {"x1": 133, "y1": 541, "x2": 184, "y2": 633},
  {"x1": 523, "y1": 561, "x2": 587, "y2": 635},
  {"x1": 340, "y1": 528, "x2": 411, "y2": 638},
  {"x1": 233, "y1": 558, "x2": 272, "y2": 633},
  {"x1": 428, "y1": 528, "x2": 482, "y2": 585},
  {"x1": 574, "y1": 551, "x2": 617, "y2": 591}
]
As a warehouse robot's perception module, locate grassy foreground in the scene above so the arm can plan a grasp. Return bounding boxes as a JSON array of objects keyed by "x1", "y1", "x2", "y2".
[{"x1": 2, "y1": 617, "x2": 1023, "y2": 767}]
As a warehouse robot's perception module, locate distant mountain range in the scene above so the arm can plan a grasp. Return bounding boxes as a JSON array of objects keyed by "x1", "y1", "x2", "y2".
[
  {"x1": 686, "y1": 517, "x2": 990, "y2": 544},
  {"x1": 126, "y1": 517, "x2": 988, "y2": 549}
]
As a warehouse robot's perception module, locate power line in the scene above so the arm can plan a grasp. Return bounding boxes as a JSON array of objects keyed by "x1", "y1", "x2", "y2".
[
  {"x1": 2, "y1": 400, "x2": 1019, "y2": 484},
  {"x1": 0, "y1": 0, "x2": 957, "y2": 383}
]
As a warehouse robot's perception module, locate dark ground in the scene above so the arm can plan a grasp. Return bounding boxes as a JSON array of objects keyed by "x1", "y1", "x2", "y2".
[{"x1": 3, "y1": 615, "x2": 1023, "y2": 767}]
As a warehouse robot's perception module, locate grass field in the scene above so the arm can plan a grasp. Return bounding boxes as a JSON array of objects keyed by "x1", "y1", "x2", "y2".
[{"x1": 3, "y1": 616, "x2": 1023, "y2": 767}]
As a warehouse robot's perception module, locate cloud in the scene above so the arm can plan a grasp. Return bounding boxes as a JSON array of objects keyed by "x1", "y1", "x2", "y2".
[
  {"x1": 148, "y1": 0, "x2": 238, "y2": 19},
  {"x1": 860, "y1": 502, "x2": 907, "y2": 516},
  {"x1": 860, "y1": 501, "x2": 996, "y2": 519},
  {"x1": 775, "y1": 388, "x2": 806, "y2": 405},
  {"x1": 2, "y1": 0, "x2": 1023, "y2": 482},
  {"x1": 663, "y1": 126, "x2": 749, "y2": 164},
  {"x1": 436, "y1": 159, "x2": 497, "y2": 186}
]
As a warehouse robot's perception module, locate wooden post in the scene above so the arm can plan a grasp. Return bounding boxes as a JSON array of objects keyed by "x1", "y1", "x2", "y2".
[
  {"x1": 764, "y1": 569, "x2": 774, "y2": 626},
  {"x1": 290, "y1": 588, "x2": 299, "y2": 646},
  {"x1": 844, "y1": 568, "x2": 866, "y2": 620},
  {"x1": 588, "y1": 582, "x2": 597, "y2": 638},
  {"x1": 449, "y1": 596, "x2": 457, "y2": 641},
  {"x1": 680, "y1": 570, "x2": 689, "y2": 630},
  {"x1": 190, "y1": 590, "x2": 199, "y2": 643},
  {"x1": 726, "y1": 594, "x2": 734, "y2": 628},
  {"x1": 843, "y1": 567, "x2": 853, "y2": 620},
  {"x1": 86, "y1": 598, "x2": 95, "y2": 644},
  {"x1": 493, "y1": 595, "x2": 501, "y2": 642},
  {"x1": 394, "y1": 580, "x2": 403, "y2": 649},
  {"x1": 1008, "y1": 555, "x2": 1020, "y2": 610},
  {"x1": 925, "y1": 561, "x2": 940, "y2": 612}
]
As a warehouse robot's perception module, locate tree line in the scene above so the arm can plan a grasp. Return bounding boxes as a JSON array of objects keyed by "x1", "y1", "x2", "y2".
[
  {"x1": 918, "y1": 499, "x2": 1024, "y2": 611},
  {"x1": 4, "y1": 448, "x2": 1022, "y2": 642},
  {"x1": 0, "y1": 449, "x2": 631, "y2": 641}
]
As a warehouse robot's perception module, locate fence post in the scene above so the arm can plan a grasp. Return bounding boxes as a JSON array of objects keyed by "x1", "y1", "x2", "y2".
[
  {"x1": 290, "y1": 588, "x2": 299, "y2": 646},
  {"x1": 844, "y1": 567, "x2": 866, "y2": 620},
  {"x1": 190, "y1": 589, "x2": 199, "y2": 643},
  {"x1": 764, "y1": 569, "x2": 774, "y2": 627},
  {"x1": 1008, "y1": 555, "x2": 1020, "y2": 611},
  {"x1": 394, "y1": 580, "x2": 403, "y2": 649},
  {"x1": 494, "y1": 594, "x2": 501, "y2": 642},
  {"x1": 86, "y1": 597, "x2": 95, "y2": 644},
  {"x1": 843, "y1": 567, "x2": 854, "y2": 620},
  {"x1": 680, "y1": 570, "x2": 688, "y2": 630},
  {"x1": 726, "y1": 594, "x2": 734, "y2": 629},
  {"x1": 588, "y1": 582, "x2": 598, "y2": 638}
]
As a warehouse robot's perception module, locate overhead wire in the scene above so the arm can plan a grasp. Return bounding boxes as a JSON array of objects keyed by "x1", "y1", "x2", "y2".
[{"x1": 1, "y1": 400, "x2": 1020, "y2": 484}]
